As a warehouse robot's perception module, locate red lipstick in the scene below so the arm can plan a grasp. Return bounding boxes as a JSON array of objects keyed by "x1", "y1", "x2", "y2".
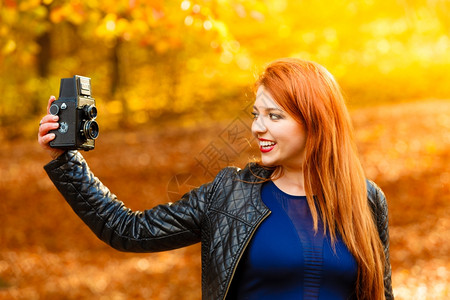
[{"x1": 258, "y1": 138, "x2": 276, "y2": 153}]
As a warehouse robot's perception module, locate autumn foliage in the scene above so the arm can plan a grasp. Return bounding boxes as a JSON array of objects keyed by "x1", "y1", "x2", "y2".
[{"x1": 0, "y1": 0, "x2": 449, "y2": 299}]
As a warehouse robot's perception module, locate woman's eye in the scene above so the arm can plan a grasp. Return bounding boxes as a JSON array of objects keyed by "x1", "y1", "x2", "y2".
[
  {"x1": 251, "y1": 112, "x2": 259, "y2": 119},
  {"x1": 269, "y1": 113, "x2": 282, "y2": 120}
]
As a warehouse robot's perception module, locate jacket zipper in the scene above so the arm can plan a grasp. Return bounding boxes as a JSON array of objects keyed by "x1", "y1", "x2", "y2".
[{"x1": 222, "y1": 210, "x2": 271, "y2": 300}]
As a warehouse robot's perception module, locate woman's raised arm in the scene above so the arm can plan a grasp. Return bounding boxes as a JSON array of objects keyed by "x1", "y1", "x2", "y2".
[{"x1": 44, "y1": 150, "x2": 214, "y2": 252}]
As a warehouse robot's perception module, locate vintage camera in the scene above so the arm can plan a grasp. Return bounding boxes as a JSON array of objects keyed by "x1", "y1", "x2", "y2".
[{"x1": 49, "y1": 75, "x2": 99, "y2": 151}]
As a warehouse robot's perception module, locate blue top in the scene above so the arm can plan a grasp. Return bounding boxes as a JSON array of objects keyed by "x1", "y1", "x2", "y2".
[{"x1": 229, "y1": 181, "x2": 358, "y2": 300}]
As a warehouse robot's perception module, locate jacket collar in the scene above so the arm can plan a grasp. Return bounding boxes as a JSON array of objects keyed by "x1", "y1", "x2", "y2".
[{"x1": 241, "y1": 162, "x2": 274, "y2": 182}]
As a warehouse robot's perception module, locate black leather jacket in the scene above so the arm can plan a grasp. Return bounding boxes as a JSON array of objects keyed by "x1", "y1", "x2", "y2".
[{"x1": 45, "y1": 151, "x2": 394, "y2": 300}]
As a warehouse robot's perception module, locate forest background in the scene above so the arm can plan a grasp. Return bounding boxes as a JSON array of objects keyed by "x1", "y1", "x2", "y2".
[{"x1": 0, "y1": 0, "x2": 449, "y2": 299}]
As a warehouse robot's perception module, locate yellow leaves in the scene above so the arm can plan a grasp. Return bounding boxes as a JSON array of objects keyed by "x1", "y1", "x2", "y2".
[
  {"x1": 186, "y1": 58, "x2": 200, "y2": 72},
  {"x1": 49, "y1": 2, "x2": 85, "y2": 25},
  {"x1": 1, "y1": 0, "x2": 449, "y2": 132},
  {"x1": 235, "y1": 53, "x2": 251, "y2": 70},
  {"x1": 2, "y1": 39, "x2": 16, "y2": 55},
  {"x1": 95, "y1": 14, "x2": 122, "y2": 40},
  {"x1": 116, "y1": 18, "x2": 130, "y2": 35},
  {"x1": 220, "y1": 50, "x2": 233, "y2": 64},
  {"x1": 18, "y1": 0, "x2": 41, "y2": 11},
  {"x1": 106, "y1": 100, "x2": 122, "y2": 115},
  {"x1": 219, "y1": 40, "x2": 242, "y2": 64},
  {"x1": 131, "y1": 19, "x2": 149, "y2": 35},
  {"x1": 32, "y1": 5, "x2": 48, "y2": 19},
  {"x1": 49, "y1": 7, "x2": 64, "y2": 23},
  {"x1": 323, "y1": 28, "x2": 338, "y2": 43},
  {"x1": 212, "y1": 20, "x2": 228, "y2": 37},
  {"x1": 1, "y1": 7, "x2": 18, "y2": 25},
  {"x1": 277, "y1": 24, "x2": 291, "y2": 39},
  {"x1": 302, "y1": 32, "x2": 316, "y2": 45},
  {"x1": 266, "y1": 0, "x2": 288, "y2": 13},
  {"x1": 154, "y1": 40, "x2": 170, "y2": 53}
]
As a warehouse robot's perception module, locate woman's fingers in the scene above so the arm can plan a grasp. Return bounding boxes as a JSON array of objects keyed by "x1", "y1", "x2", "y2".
[
  {"x1": 40, "y1": 132, "x2": 56, "y2": 144},
  {"x1": 39, "y1": 96, "x2": 65, "y2": 160},
  {"x1": 38, "y1": 121, "x2": 64, "y2": 159},
  {"x1": 38, "y1": 119, "x2": 59, "y2": 137},
  {"x1": 39, "y1": 95, "x2": 58, "y2": 139},
  {"x1": 38, "y1": 115, "x2": 59, "y2": 136},
  {"x1": 47, "y1": 95, "x2": 56, "y2": 114},
  {"x1": 38, "y1": 123, "x2": 56, "y2": 146},
  {"x1": 41, "y1": 113, "x2": 59, "y2": 124}
]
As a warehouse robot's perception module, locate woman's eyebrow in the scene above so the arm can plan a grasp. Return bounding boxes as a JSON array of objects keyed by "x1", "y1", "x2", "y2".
[{"x1": 253, "y1": 105, "x2": 284, "y2": 113}]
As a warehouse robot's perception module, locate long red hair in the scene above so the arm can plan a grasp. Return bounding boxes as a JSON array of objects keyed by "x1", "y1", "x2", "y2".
[{"x1": 256, "y1": 58, "x2": 385, "y2": 299}]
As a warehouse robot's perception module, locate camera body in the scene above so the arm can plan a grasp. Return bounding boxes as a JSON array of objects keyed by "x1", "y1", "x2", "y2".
[{"x1": 49, "y1": 75, "x2": 99, "y2": 151}]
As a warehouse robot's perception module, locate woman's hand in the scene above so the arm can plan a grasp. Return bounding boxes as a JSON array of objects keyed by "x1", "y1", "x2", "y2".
[{"x1": 38, "y1": 96, "x2": 65, "y2": 160}]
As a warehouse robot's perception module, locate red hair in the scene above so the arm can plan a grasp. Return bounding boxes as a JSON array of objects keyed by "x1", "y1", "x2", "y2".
[{"x1": 256, "y1": 58, "x2": 385, "y2": 299}]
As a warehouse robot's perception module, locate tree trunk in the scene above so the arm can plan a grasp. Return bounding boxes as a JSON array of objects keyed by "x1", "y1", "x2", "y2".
[{"x1": 110, "y1": 38, "x2": 131, "y2": 127}]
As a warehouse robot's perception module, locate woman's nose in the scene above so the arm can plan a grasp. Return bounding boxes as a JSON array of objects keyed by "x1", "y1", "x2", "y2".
[{"x1": 251, "y1": 116, "x2": 266, "y2": 135}]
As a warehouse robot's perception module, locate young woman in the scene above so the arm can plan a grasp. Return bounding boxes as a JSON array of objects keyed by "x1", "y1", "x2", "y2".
[{"x1": 38, "y1": 58, "x2": 393, "y2": 300}]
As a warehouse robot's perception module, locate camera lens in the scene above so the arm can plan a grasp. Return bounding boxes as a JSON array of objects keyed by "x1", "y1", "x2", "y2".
[
  {"x1": 83, "y1": 120, "x2": 99, "y2": 139},
  {"x1": 84, "y1": 105, "x2": 97, "y2": 119}
]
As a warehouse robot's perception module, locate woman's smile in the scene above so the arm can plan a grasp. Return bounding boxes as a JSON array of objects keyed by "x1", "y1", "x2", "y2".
[{"x1": 259, "y1": 138, "x2": 277, "y2": 153}]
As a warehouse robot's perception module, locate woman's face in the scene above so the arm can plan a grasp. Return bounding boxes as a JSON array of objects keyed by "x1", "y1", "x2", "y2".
[{"x1": 251, "y1": 86, "x2": 307, "y2": 170}]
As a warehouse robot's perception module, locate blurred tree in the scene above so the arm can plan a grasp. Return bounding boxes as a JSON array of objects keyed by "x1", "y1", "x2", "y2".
[{"x1": 0, "y1": 0, "x2": 449, "y2": 139}]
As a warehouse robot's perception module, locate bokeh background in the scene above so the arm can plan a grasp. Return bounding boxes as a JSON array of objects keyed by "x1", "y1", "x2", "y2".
[{"x1": 1, "y1": 0, "x2": 449, "y2": 299}]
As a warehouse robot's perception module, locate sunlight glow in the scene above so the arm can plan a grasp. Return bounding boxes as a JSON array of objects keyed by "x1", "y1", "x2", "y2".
[
  {"x1": 192, "y1": 4, "x2": 201, "y2": 13},
  {"x1": 181, "y1": 1, "x2": 191, "y2": 11},
  {"x1": 184, "y1": 15, "x2": 194, "y2": 26},
  {"x1": 220, "y1": 50, "x2": 233, "y2": 64},
  {"x1": 106, "y1": 20, "x2": 116, "y2": 32},
  {"x1": 203, "y1": 20, "x2": 213, "y2": 31}
]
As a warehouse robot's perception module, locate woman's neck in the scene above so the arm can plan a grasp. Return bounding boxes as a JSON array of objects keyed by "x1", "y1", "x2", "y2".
[{"x1": 272, "y1": 166, "x2": 306, "y2": 196}]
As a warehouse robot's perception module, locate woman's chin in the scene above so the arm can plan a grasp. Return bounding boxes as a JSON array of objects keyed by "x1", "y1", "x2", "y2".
[{"x1": 260, "y1": 158, "x2": 277, "y2": 167}]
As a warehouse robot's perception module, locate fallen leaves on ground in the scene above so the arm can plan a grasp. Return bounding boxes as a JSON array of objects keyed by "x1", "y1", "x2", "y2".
[{"x1": 0, "y1": 99, "x2": 449, "y2": 299}]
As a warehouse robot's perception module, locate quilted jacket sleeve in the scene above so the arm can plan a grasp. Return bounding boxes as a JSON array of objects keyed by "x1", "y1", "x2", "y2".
[
  {"x1": 44, "y1": 150, "x2": 217, "y2": 252},
  {"x1": 366, "y1": 180, "x2": 394, "y2": 300}
]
